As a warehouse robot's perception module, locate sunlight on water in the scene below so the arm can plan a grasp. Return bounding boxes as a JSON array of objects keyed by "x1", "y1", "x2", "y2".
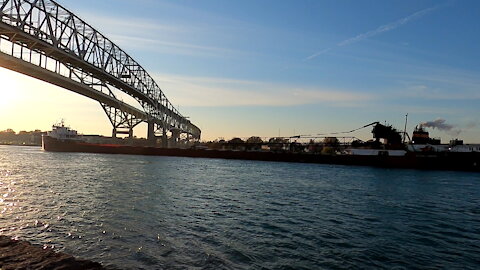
[{"x1": 0, "y1": 145, "x2": 479, "y2": 269}]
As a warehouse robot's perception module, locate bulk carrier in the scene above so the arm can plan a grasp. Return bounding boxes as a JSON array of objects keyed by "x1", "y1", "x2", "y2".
[{"x1": 42, "y1": 121, "x2": 480, "y2": 172}]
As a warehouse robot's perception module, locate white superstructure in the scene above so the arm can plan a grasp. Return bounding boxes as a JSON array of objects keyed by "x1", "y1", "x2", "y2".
[
  {"x1": 345, "y1": 148, "x2": 407, "y2": 156},
  {"x1": 407, "y1": 143, "x2": 480, "y2": 153},
  {"x1": 449, "y1": 144, "x2": 480, "y2": 152},
  {"x1": 407, "y1": 144, "x2": 449, "y2": 153},
  {"x1": 46, "y1": 121, "x2": 79, "y2": 140}
]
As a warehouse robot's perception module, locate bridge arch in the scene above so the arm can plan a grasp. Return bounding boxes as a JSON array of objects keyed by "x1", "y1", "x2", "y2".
[{"x1": 0, "y1": 0, "x2": 201, "y2": 146}]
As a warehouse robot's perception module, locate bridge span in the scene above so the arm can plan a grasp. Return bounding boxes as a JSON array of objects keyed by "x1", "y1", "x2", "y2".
[{"x1": 0, "y1": 0, "x2": 201, "y2": 146}]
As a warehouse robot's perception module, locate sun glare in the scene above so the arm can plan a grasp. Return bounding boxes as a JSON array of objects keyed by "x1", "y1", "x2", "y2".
[{"x1": 0, "y1": 69, "x2": 21, "y2": 109}]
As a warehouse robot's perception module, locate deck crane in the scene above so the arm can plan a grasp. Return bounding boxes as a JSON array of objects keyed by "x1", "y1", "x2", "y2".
[{"x1": 291, "y1": 121, "x2": 406, "y2": 146}]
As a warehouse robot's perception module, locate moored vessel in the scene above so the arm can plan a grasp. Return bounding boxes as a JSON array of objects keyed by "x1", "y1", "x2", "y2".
[{"x1": 42, "y1": 121, "x2": 480, "y2": 172}]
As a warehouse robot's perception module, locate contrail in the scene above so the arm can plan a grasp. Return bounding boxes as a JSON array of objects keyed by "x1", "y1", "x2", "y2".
[
  {"x1": 305, "y1": 4, "x2": 443, "y2": 61},
  {"x1": 305, "y1": 48, "x2": 331, "y2": 61}
]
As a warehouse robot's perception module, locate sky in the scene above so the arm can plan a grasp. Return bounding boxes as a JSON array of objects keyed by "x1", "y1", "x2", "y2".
[{"x1": 1, "y1": 0, "x2": 480, "y2": 142}]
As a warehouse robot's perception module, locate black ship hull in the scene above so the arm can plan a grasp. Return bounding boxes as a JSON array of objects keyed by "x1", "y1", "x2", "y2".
[{"x1": 42, "y1": 136, "x2": 480, "y2": 172}]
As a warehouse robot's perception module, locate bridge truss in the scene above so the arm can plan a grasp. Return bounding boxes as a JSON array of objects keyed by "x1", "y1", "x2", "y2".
[{"x1": 0, "y1": 0, "x2": 201, "y2": 145}]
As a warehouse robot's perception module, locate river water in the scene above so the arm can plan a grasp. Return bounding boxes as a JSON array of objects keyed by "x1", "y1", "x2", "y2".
[{"x1": 0, "y1": 145, "x2": 479, "y2": 269}]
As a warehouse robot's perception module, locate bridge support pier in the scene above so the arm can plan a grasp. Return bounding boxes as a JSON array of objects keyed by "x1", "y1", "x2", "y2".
[
  {"x1": 147, "y1": 121, "x2": 156, "y2": 145},
  {"x1": 171, "y1": 130, "x2": 181, "y2": 148},
  {"x1": 162, "y1": 128, "x2": 168, "y2": 148}
]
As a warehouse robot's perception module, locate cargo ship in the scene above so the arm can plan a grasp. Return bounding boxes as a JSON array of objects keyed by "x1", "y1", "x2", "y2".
[{"x1": 42, "y1": 121, "x2": 480, "y2": 172}]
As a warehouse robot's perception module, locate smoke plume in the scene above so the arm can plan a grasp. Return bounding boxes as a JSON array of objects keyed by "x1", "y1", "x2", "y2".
[
  {"x1": 420, "y1": 118, "x2": 461, "y2": 136},
  {"x1": 420, "y1": 119, "x2": 453, "y2": 131}
]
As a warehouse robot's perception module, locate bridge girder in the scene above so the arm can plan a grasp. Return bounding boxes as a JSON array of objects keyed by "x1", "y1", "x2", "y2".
[{"x1": 0, "y1": 0, "x2": 201, "y2": 139}]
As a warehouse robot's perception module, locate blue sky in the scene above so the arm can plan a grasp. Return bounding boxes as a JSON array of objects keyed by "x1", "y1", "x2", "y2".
[{"x1": 2, "y1": 0, "x2": 480, "y2": 142}]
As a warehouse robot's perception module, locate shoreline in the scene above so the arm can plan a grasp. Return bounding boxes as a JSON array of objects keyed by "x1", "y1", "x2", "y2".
[{"x1": 0, "y1": 235, "x2": 106, "y2": 269}]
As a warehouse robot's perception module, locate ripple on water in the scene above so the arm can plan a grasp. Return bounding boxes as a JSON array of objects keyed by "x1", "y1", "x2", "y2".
[{"x1": 0, "y1": 146, "x2": 480, "y2": 269}]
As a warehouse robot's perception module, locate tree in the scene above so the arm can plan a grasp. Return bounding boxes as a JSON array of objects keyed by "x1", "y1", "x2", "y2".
[
  {"x1": 268, "y1": 137, "x2": 288, "y2": 144},
  {"x1": 1, "y1": 129, "x2": 15, "y2": 134},
  {"x1": 228, "y1": 137, "x2": 245, "y2": 144},
  {"x1": 227, "y1": 137, "x2": 245, "y2": 150},
  {"x1": 322, "y1": 137, "x2": 339, "y2": 155},
  {"x1": 268, "y1": 137, "x2": 288, "y2": 152},
  {"x1": 245, "y1": 136, "x2": 263, "y2": 151},
  {"x1": 246, "y1": 136, "x2": 263, "y2": 144},
  {"x1": 323, "y1": 137, "x2": 339, "y2": 146}
]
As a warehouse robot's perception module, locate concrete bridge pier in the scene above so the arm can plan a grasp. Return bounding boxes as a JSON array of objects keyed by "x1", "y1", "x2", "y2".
[
  {"x1": 162, "y1": 128, "x2": 168, "y2": 148},
  {"x1": 171, "y1": 129, "x2": 181, "y2": 148},
  {"x1": 147, "y1": 121, "x2": 156, "y2": 145}
]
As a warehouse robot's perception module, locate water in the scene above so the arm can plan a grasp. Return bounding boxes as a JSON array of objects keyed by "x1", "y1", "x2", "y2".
[{"x1": 0, "y1": 145, "x2": 479, "y2": 269}]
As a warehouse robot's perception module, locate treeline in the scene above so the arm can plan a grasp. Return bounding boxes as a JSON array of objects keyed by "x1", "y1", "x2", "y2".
[
  {"x1": 201, "y1": 136, "x2": 341, "y2": 154},
  {"x1": 0, "y1": 129, "x2": 46, "y2": 145}
]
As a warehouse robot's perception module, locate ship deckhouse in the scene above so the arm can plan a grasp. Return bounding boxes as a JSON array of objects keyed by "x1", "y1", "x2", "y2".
[{"x1": 46, "y1": 121, "x2": 78, "y2": 140}]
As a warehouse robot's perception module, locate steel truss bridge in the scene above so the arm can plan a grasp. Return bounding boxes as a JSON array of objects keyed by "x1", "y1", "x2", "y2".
[{"x1": 0, "y1": 0, "x2": 201, "y2": 146}]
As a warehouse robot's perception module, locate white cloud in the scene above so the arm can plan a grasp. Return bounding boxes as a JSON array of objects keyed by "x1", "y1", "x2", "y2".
[
  {"x1": 393, "y1": 69, "x2": 480, "y2": 100},
  {"x1": 153, "y1": 73, "x2": 374, "y2": 107},
  {"x1": 110, "y1": 35, "x2": 243, "y2": 58},
  {"x1": 77, "y1": 11, "x2": 245, "y2": 58},
  {"x1": 78, "y1": 12, "x2": 188, "y2": 36}
]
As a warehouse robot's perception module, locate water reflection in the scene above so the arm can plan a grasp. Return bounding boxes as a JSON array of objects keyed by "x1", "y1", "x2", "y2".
[{"x1": 0, "y1": 145, "x2": 479, "y2": 269}]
